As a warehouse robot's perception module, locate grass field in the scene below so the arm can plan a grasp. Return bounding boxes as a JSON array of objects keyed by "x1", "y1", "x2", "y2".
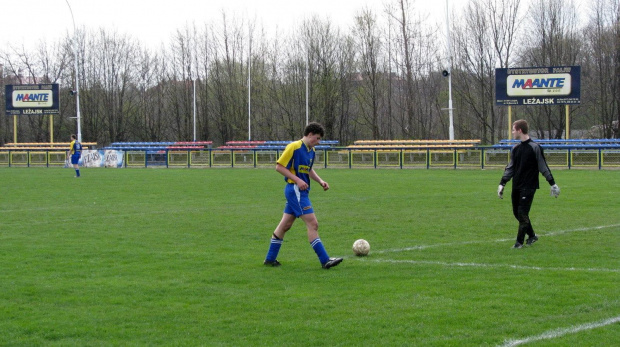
[{"x1": 1, "y1": 167, "x2": 618, "y2": 346}]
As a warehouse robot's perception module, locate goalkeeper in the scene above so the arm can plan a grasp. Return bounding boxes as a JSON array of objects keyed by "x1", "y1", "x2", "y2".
[
  {"x1": 497, "y1": 119, "x2": 560, "y2": 249},
  {"x1": 263, "y1": 122, "x2": 343, "y2": 269}
]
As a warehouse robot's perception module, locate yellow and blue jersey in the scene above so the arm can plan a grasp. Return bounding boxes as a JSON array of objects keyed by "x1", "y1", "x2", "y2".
[
  {"x1": 70, "y1": 140, "x2": 82, "y2": 155},
  {"x1": 277, "y1": 140, "x2": 315, "y2": 186}
]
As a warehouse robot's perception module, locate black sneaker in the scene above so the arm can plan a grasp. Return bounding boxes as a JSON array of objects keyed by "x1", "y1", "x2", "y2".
[
  {"x1": 263, "y1": 260, "x2": 281, "y2": 267},
  {"x1": 322, "y1": 257, "x2": 343, "y2": 269},
  {"x1": 512, "y1": 242, "x2": 523, "y2": 249},
  {"x1": 526, "y1": 235, "x2": 538, "y2": 245}
]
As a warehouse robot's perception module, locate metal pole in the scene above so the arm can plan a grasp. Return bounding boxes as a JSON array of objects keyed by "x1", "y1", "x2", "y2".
[
  {"x1": 306, "y1": 52, "x2": 309, "y2": 125},
  {"x1": 66, "y1": 0, "x2": 82, "y2": 143},
  {"x1": 508, "y1": 105, "x2": 512, "y2": 139},
  {"x1": 448, "y1": 73, "x2": 454, "y2": 141},
  {"x1": 565, "y1": 105, "x2": 570, "y2": 139},
  {"x1": 446, "y1": 0, "x2": 454, "y2": 141},
  {"x1": 193, "y1": 78, "x2": 196, "y2": 142},
  {"x1": 248, "y1": 29, "x2": 252, "y2": 141}
]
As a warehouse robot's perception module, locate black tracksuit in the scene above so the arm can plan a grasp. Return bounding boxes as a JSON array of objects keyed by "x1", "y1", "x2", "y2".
[{"x1": 500, "y1": 139, "x2": 555, "y2": 244}]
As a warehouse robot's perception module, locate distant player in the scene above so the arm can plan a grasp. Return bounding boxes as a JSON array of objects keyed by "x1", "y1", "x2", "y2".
[
  {"x1": 69, "y1": 134, "x2": 82, "y2": 177},
  {"x1": 497, "y1": 120, "x2": 560, "y2": 248},
  {"x1": 264, "y1": 122, "x2": 343, "y2": 269}
]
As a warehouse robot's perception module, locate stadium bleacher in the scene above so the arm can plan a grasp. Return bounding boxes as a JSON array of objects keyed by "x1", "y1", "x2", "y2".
[
  {"x1": 492, "y1": 139, "x2": 620, "y2": 149},
  {"x1": 0, "y1": 142, "x2": 98, "y2": 151},
  {"x1": 347, "y1": 139, "x2": 481, "y2": 150},
  {"x1": 217, "y1": 140, "x2": 339, "y2": 150},
  {"x1": 102, "y1": 141, "x2": 213, "y2": 152}
]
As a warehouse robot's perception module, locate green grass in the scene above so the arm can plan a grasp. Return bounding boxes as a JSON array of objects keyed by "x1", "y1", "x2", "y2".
[{"x1": 0, "y1": 167, "x2": 618, "y2": 346}]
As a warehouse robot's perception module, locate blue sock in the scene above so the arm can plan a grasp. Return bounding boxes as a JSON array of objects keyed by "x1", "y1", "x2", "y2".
[
  {"x1": 310, "y1": 238, "x2": 330, "y2": 264},
  {"x1": 75, "y1": 169, "x2": 80, "y2": 177},
  {"x1": 265, "y1": 237, "x2": 282, "y2": 262}
]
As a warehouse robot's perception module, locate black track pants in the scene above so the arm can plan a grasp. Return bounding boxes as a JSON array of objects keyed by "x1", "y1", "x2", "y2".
[{"x1": 511, "y1": 189, "x2": 536, "y2": 244}]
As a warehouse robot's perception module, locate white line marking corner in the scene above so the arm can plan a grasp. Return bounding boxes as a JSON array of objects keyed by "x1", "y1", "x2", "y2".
[{"x1": 499, "y1": 315, "x2": 620, "y2": 347}]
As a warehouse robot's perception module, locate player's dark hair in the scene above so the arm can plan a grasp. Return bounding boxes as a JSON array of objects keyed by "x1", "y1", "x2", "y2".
[
  {"x1": 71, "y1": 134, "x2": 77, "y2": 140},
  {"x1": 304, "y1": 122, "x2": 325, "y2": 137},
  {"x1": 513, "y1": 120, "x2": 529, "y2": 134}
]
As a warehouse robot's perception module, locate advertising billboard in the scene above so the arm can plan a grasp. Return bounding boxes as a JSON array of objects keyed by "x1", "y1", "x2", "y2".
[
  {"x1": 5, "y1": 84, "x2": 60, "y2": 115},
  {"x1": 495, "y1": 66, "x2": 580, "y2": 106}
]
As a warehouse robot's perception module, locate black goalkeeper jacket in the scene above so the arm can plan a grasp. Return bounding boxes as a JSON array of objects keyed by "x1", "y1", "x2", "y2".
[{"x1": 500, "y1": 138, "x2": 556, "y2": 190}]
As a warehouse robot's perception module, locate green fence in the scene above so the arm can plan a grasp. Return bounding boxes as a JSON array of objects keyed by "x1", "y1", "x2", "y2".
[
  {"x1": 2, "y1": 148, "x2": 620, "y2": 169},
  {"x1": 1, "y1": 151, "x2": 67, "y2": 167},
  {"x1": 133, "y1": 148, "x2": 620, "y2": 170}
]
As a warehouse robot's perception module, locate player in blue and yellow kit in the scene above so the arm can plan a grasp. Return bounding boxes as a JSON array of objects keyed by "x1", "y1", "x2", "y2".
[
  {"x1": 264, "y1": 122, "x2": 343, "y2": 269},
  {"x1": 69, "y1": 134, "x2": 82, "y2": 177}
]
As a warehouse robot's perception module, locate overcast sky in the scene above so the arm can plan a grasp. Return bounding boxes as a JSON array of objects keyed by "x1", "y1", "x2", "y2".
[
  {"x1": 1, "y1": 0, "x2": 594, "y2": 55},
  {"x1": 1, "y1": 0, "x2": 451, "y2": 51}
]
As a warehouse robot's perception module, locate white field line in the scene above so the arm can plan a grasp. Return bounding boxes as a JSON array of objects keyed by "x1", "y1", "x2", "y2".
[
  {"x1": 372, "y1": 223, "x2": 620, "y2": 255},
  {"x1": 498, "y1": 315, "x2": 620, "y2": 347},
  {"x1": 543, "y1": 223, "x2": 620, "y2": 236},
  {"x1": 369, "y1": 259, "x2": 620, "y2": 273},
  {"x1": 344, "y1": 223, "x2": 620, "y2": 273}
]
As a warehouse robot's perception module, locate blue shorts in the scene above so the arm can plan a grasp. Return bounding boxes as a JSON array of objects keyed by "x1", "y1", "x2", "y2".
[
  {"x1": 71, "y1": 154, "x2": 81, "y2": 165},
  {"x1": 283, "y1": 184, "x2": 314, "y2": 217}
]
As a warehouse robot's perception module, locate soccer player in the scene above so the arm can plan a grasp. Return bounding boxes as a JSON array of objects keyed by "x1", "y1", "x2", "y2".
[
  {"x1": 497, "y1": 119, "x2": 560, "y2": 249},
  {"x1": 264, "y1": 122, "x2": 343, "y2": 269},
  {"x1": 69, "y1": 134, "x2": 82, "y2": 177}
]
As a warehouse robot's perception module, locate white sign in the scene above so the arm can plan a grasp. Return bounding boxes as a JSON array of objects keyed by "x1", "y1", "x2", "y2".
[
  {"x1": 507, "y1": 74, "x2": 571, "y2": 97},
  {"x1": 65, "y1": 150, "x2": 125, "y2": 168},
  {"x1": 12, "y1": 90, "x2": 54, "y2": 108}
]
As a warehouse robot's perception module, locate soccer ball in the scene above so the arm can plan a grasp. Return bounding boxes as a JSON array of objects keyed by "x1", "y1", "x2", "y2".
[{"x1": 352, "y1": 239, "x2": 370, "y2": 256}]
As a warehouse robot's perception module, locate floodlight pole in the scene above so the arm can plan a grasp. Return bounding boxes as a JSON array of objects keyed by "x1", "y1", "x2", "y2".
[
  {"x1": 191, "y1": 52, "x2": 197, "y2": 142},
  {"x1": 305, "y1": 51, "x2": 309, "y2": 126},
  {"x1": 247, "y1": 26, "x2": 252, "y2": 141},
  {"x1": 448, "y1": 71, "x2": 454, "y2": 141},
  {"x1": 445, "y1": 0, "x2": 454, "y2": 141},
  {"x1": 193, "y1": 77, "x2": 197, "y2": 142},
  {"x1": 66, "y1": 0, "x2": 82, "y2": 143}
]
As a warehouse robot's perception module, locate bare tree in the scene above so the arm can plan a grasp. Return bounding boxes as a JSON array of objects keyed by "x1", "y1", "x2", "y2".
[
  {"x1": 335, "y1": 34, "x2": 356, "y2": 143},
  {"x1": 582, "y1": 0, "x2": 620, "y2": 138},
  {"x1": 133, "y1": 48, "x2": 166, "y2": 141},
  {"x1": 353, "y1": 8, "x2": 385, "y2": 139},
  {"x1": 246, "y1": 23, "x2": 276, "y2": 141},
  {"x1": 264, "y1": 29, "x2": 307, "y2": 140},
  {"x1": 386, "y1": 0, "x2": 439, "y2": 139},
  {"x1": 519, "y1": 0, "x2": 582, "y2": 138},
  {"x1": 77, "y1": 28, "x2": 142, "y2": 143},
  {"x1": 195, "y1": 23, "x2": 212, "y2": 143},
  {"x1": 452, "y1": 0, "x2": 522, "y2": 143},
  {"x1": 388, "y1": 0, "x2": 418, "y2": 138},
  {"x1": 209, "y1": 11, "x2": 249, "y2": 143},
  {"x1": 304, "y1": 16, "x2": 342, "y2": 138},
  {"x1": 166, "y1": 25, "x2": 197, "y2": 141}
]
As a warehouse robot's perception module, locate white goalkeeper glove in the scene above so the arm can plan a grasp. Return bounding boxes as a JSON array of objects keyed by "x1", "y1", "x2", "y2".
[
  {"x1": 550, "y1": 184, "x2": 560, "y2": 198},
  {"x1": 497, "y1": 184, "x2": 505, "y2": 199}
]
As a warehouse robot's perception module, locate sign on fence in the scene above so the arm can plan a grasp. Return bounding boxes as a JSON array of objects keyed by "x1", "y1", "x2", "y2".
[{"x1": 64, "y1": 150, "x2": 124, "y2": 168}]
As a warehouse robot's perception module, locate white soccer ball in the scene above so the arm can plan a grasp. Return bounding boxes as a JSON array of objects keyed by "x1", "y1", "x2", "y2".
[{"x1": 352, "y1": 239, "x2": 370, "y2": 256}]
